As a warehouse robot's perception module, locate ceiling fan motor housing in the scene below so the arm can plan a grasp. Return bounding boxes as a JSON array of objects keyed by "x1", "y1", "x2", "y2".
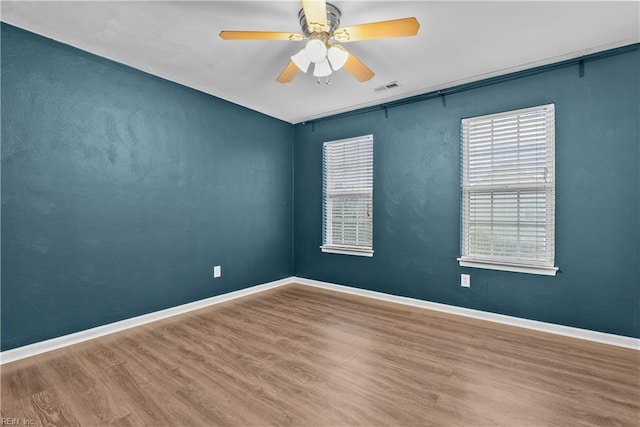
[{"x1": 298, "y1": 2, "x2": 341, "y2": 40}]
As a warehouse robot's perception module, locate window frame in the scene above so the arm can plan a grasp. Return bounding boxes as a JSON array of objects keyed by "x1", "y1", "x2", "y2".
[
  {"x1": 457, "y1": 104, "x2": 558, "y2": 276},
  {"x1": 321, "y1": 134, "x2": 374, "y2": 257}
]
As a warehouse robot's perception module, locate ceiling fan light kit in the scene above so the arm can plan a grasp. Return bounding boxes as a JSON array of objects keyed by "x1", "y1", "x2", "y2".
[
  {"x1": 304, "y1": 38, "x2": 328, "y2": 63},
  {"x1": 292, "y1": 40, "x2": 348, "y2": 79},
  {"x1": 219, "y1": 0, "x2": 420, "y2": 84},
  {"x1": 327, "y1": 46, "x2": 348, "y2": 70},
  {"x1": 291, "y1": 48, "x2": 311, "y2": 73},
  {"x1": 313, "y1": 58, "x2": 332, "y2": 77}
]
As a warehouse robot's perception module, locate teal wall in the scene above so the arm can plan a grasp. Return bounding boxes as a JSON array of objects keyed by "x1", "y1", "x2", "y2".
[
  {"x1": 2, "y1": 23, "x2": 638, "y2": 351},
  {"x1": 1, "y1": 24, "x2": 293, "y2": 350},
  {"x1": 294, "y1": 49, "x2": 640, "y2": 338}
]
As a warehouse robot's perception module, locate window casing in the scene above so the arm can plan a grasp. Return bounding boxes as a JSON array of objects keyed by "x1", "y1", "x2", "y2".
[
  {"x1": 458, "y1": 104, "x2": 558, "y2": 275},
  {"x1": 321, "y1": 135, "x2": 373, "y2": 257}
]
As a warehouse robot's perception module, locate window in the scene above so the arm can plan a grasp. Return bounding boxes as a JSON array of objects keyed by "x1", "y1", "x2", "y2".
[
  {"x1": 458, "y1": 104, "x2": 557, "y2": 275},
  {"x1": 322, "y1": 134, "x2": 373, "y2": 257}
]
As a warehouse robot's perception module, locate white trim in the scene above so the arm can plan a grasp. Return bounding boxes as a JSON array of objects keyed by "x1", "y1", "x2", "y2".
[
  {"x1": 321, "y1": 246, "x2": 374, "y2": 257},
  {"x1": 323, "y1": 133, "x2": 373, "y2": 146},
  {"x1": 322, "y1": 135, "x2": 374, "y2": 252},
  {"x1": 2, "y1": 276, "x2": 637, "y2": 364},
  {"x1": 461, "y1": 103, "x2": 556, "y2": 123},
  {"x1": 458, "y1": 258, "x2": 558, "y2": 276},
  {"x1": 460, "y1": 104, "x2": 556, "y2": 273},
  {"x1": 0, "y1": 277, "x2": 291, "y2": 365},
  {"x1": 291, "y1": 277, "x2": 639, "y2": 351}
]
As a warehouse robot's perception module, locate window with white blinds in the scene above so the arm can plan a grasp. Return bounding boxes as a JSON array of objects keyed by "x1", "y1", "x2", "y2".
[
  {"x1": 322, "y1": 134, "x2": 374, "y2": 257},
  {"x1": 458, "y1": 104, "x2": 558, "y2": 275}
]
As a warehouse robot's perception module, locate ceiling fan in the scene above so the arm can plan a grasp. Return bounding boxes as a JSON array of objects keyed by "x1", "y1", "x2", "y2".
[{"x1": 219, "y1": 0, "x2": 420, "y2": 84}]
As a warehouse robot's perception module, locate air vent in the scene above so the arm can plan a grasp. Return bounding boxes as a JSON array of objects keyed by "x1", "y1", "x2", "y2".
[{"x1": 374, "y1": 81, "x2": 400, "y2": 92}]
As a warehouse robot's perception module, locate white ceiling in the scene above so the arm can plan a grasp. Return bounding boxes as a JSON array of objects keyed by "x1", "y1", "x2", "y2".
[{"x1": 2, "y1": 1, "x2": 639, "y2": 124}]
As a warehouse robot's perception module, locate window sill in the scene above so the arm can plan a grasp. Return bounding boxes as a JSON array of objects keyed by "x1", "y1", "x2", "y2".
[
  {"x1": 457, "y1": 258, "x2": 558, "y2": 276},
  {"x1": 321, "y1": 246, "x2": 374, "y2": 257}
]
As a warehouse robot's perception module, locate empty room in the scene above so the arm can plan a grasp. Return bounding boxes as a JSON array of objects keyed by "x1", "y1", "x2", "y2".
[{"x1": 1, "y1": 1, "x2": 639, "y2": 426}]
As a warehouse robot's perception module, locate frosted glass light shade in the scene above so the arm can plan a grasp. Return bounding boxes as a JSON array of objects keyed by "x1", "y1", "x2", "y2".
[
  {"x1": 313, "y1": 58, "x2": 332, "y2": 77},
  {"x1": 305, "y1": 39, "x2": 327, "y2": 63},
  {"x1": 291, "y1": 48, "x2": 311, "y2": 73},
  {"x1": 327, "y1": 46, "x2": 349, "y2": 71}
]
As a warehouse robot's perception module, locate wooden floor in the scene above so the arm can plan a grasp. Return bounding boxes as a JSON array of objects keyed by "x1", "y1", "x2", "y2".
[{"x1": 1, "y1": 284, "x2": 638, "y2": 426}]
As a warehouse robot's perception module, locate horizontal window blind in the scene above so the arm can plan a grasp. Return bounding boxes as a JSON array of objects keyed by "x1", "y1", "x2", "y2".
[
  {"x1": 322, "y1": 135, "x2": 373, "y2": 256},
  {"x1": 460, "y1": 104, "x2": 556, "y2": 272}
]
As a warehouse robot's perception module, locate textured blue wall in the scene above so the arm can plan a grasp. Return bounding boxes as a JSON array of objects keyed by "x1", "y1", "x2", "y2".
[
  {"x1": 294, "y1": 49, "x2": 640, "y2": 338},
  {"x1": 2, "y1": 23, "x2": 638, "y2": 351},
  {"x1": 1, "y1": 24, "x2": 293, "y2": 351}
]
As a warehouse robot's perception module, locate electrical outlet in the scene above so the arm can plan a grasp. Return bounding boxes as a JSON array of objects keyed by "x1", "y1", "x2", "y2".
[
  {"x1": 461, "y1": 274, "x2": 470, "y2": 288},
  {"x1": 213, "y1": 265, "x2": 221, "y2": 278}
]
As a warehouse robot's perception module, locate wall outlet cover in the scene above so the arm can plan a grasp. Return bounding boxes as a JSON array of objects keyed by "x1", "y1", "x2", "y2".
[
  {"x1": 461, "y1": 274, "x2": 470, "y2": 287},
  {"x1": 214, "y1": 265, "x2": 221, "y2": 278}
]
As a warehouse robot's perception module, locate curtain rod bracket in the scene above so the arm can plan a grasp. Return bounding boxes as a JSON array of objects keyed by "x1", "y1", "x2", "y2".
[
  {"x1": 383, "y1": 106, "x2": 388, "y2": 118},
  {"x1": 440, "y1": 92, "x2": 447, "y2": 107},
  {"x1": 579, "y1": 60, "x2": 585, "y2": 78}
]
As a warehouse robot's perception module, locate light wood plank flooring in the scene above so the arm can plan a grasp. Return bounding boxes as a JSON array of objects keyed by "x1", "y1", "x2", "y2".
[{"x1": 1, "y1": 284, "x2": 639, "y2": 426}]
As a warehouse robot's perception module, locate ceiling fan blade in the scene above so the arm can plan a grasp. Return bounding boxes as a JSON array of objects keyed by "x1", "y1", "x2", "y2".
[
  {"x1": 333, "y1": 17, "x2": 420, "y2": 42},
  {"x1": 219, "y1": 31, "x2": 304, "y2": 41},
  {"x1": 301, "y1": 0, "x2": 327, "y2": 32},
  {"x1": 336, "y1": 46, "x2": 374, "y2": 82},
  {"x1": 276, "y1": 61, "x2": 300, "y2": 83}
]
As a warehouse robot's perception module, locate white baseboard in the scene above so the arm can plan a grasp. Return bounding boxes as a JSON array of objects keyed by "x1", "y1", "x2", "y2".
[
  {"x1": 0, "y1": 277, "x2": 292, "y2": 365},
  {"x1": 2, "y1": 275, "x2": 637, "y2": 364},
  {"x1": 292, "y1": 277, "x2": 640, "y2": 351}
]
